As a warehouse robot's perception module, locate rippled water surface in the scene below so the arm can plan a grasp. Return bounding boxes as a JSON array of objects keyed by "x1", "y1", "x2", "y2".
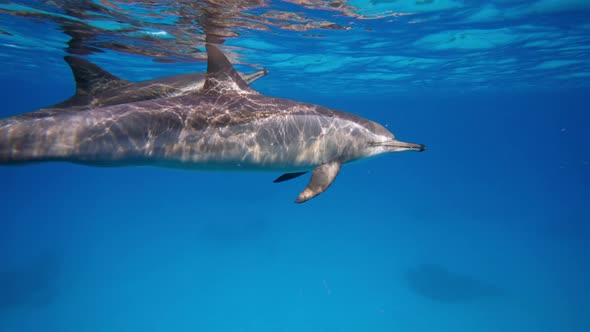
[{"x1": 1, "y1": 0, "x2": 589, "y2": 94}]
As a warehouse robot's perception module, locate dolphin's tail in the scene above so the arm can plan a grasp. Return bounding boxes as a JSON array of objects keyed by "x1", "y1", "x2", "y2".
[
  {"x1": 0, "y1": 117, "x2": 66, "y2": 165},
  {"x1": 0, "y1": 118, "x2": 17, "y2": 164},
  {"x1": 0, "y1": 118, "x2": 30, "y2": 164}
]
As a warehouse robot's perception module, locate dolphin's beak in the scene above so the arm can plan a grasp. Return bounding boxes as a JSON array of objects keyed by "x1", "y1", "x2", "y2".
[{"x1": 377, "y1": 139, "x2": 426, "y2": 152}]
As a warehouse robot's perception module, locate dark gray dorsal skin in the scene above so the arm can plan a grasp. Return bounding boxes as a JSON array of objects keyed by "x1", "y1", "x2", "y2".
[
  {"x1": 49, "y1": 56, "x2": 268, "y2": 110},
  {"x1": 0, "y1": 44, "x2": 425, "y2": 203}
]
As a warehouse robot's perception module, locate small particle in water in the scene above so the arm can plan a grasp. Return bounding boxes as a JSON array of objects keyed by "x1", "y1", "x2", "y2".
[
  {"x1": 560, "y1": 128, "x2": 566, "y2": 132},
  {"x1": 322, "y1": 279, "x2": 332, "y2": 295}
]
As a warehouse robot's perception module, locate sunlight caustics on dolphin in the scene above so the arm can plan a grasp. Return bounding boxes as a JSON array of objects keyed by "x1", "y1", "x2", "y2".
[
  {"x1": 0, "y1": 44, "x2": 425, "y2": 203},
  {"x1": 50, "y1": 55, "x2": 269, "y2": 110}
]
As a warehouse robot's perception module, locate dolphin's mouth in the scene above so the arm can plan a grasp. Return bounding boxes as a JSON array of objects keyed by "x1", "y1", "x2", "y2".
[{"x1": 371, "y1": 140, "x2": 426, "y2": 152}]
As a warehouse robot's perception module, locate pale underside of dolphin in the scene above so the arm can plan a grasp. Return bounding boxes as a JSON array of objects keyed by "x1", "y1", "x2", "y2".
[
  {"x1": 50, "y1": 56, "x2": 268, "y2": 110},
  {"x1": 0, "y1": 45, "x2": 425, "y2": 203}
]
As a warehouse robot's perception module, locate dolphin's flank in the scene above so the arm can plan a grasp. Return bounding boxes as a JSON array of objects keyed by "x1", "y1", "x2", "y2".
[{"x1": 0, "y1": 44, "x2": 425, "y2": 203}]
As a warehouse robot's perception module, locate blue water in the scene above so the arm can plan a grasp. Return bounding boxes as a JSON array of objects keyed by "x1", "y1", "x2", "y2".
[{"x1": 1, "y1": 1, "x2": 589, "y2": 331}]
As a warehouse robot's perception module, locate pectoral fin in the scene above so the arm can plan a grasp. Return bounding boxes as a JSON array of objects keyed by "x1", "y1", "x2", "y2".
[
  {"x1": 295, "y1": 161, "x2": 341, "y2": 203},
  {"x1": 273, "y1": 171, "x2": 308, "y2": 183}
]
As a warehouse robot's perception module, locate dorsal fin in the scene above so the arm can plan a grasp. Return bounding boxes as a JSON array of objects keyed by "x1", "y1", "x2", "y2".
[
  {"x1": 65, "y1": 56, "x2": 129, "y2": 97},
  {"x1": 49, "y1": 56, "x2": 130, "y2": 108},
  {"x1": 203, "y1": 44, "x2": 257, "y2": 95}
]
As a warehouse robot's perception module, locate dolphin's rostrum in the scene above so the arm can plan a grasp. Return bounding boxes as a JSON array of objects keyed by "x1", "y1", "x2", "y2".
[{"x1": 0, "y1": 44, "x2": 425, "y2": 203}]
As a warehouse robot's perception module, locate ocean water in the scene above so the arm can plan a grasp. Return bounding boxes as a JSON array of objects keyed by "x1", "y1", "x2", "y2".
[{"x1": 0, "y1": 1, "x2": 589, "y2": 331}]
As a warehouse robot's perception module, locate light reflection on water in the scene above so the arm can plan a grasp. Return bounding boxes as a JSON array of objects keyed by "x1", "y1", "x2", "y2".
[{"x1": 0, "y1": 1, "x2": 588, "y2": 94}]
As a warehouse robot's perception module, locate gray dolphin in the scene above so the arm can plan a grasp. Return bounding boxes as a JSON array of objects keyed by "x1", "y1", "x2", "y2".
[
  {"x1": 51, "y1": 55, "x2": 268, "y2": 109},
  {"x1": 0, "y1": 44, "x2": 425, "y2": 203},
  {"x1": 405, "y1": 264, "x2": 503, "y2": 303}
]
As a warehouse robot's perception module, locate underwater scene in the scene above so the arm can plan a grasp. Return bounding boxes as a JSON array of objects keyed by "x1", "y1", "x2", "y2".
[{"x1": 0, "y1": 1, "x2": 588, "y2": 331}]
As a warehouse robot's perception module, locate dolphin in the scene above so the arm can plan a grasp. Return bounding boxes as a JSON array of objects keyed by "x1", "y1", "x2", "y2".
[
  {"x1": 49, "y1": 55, "x2": 269, "y2": 109},
  {"x1": 0, "y1": 253, "x2": 60, "y2": 312},
  {"x1": 405, "y1": 264, "x2": 503, "y2": 303},
  {"x1": 0, "y1": 44, "x2": 425, "y2": 203}
]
